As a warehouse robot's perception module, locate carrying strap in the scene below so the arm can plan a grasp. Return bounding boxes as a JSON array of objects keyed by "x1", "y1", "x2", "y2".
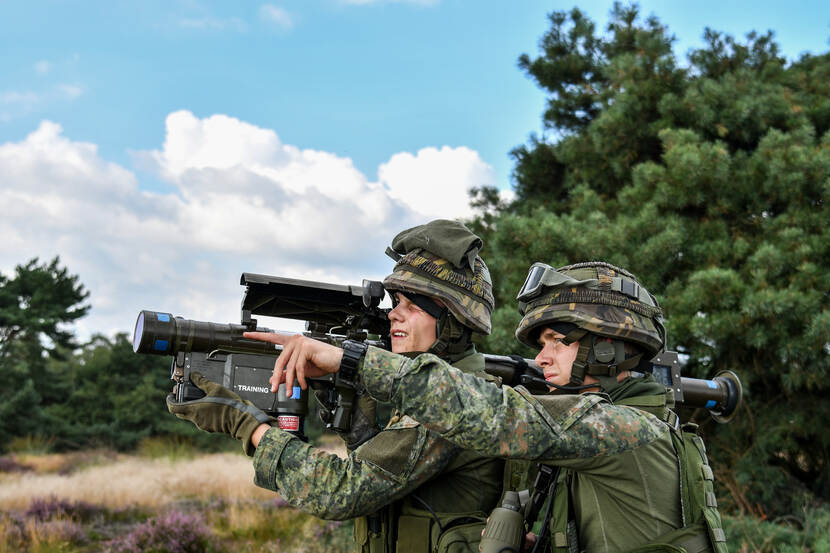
[
  {"x1": 530, "y1": 465, "x2": 562, "y2": 553},
  {"x1": 548, "y1": 470, "x2": 576, "y2": 553}
]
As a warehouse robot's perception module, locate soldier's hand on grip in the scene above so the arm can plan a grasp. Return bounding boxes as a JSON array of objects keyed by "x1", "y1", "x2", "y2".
[
  {"x1": 166, "y1": 372, "x2": 274, "y2": 456},
  {"x1": 242, "y1": 331, "x2": 343, "y2": 393}
]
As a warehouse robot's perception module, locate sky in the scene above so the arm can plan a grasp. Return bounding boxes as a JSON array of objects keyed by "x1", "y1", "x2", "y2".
[{"x1": 2, "y1": 0, "x2": 829, "y2": 341}]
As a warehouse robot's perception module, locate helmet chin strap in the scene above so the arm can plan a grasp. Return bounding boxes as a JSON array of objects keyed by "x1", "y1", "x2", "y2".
[
  {"x1": 561, "y1": 330, "x2": 643, "y2": 393},
  {"x1": 428, "y1": 311, "x2": 474, "y2": 361},
  {"x1": 395, "y1": 290, "x2": 474, "y2": 361}
]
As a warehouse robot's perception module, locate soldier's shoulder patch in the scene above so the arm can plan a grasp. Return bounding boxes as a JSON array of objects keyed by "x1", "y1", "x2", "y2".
[{"x1": 521, "y1": 390, "x2": 607, "y2": 435}]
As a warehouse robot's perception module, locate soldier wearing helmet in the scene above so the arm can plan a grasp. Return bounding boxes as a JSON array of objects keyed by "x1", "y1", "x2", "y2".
[
  {"x1": 515, "y1": 261, "x2": 666, "y2": 394},
  {"x1": 383, "y1": 218, "x2": 494, "y2": 357},
  {"x1": 253, "y1": 260, "x2": 728, "y2": 553},
  {"x1": 181, "y1": 220, "x2": 504, "y2": 553},
  {"x1": 342, "y1": 260, "x2": 730, "y2": 553}
]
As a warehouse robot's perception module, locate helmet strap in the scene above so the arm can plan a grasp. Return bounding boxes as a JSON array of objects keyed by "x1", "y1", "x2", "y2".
[
  {"x1": 428, "y1": 311, "x2": 473, "y2": 361},
  {"x1": 560, "y1": 328, "x2": 589, "y2": 385},
  {"x1": 568, "y1": 333, "x2": 644, "y2": 392}
]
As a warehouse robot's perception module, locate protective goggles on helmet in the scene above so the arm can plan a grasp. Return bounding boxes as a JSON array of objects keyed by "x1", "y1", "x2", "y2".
[
  {"x1": 516, "y1": 262, "x2": 598, "y2": 303},
  {"x1": 516, "y1": 262, "x2": 659, "y2": 309}
]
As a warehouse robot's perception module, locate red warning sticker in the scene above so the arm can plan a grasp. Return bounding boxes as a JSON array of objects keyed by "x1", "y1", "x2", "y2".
[{"x1": 278, "y1": 415, "x2": 300, "y2": 432}]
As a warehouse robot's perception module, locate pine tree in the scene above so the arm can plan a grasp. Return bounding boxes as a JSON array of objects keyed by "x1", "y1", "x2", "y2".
[{"x1": 0, "y1": 257, "x2": 89, "y2": 449}]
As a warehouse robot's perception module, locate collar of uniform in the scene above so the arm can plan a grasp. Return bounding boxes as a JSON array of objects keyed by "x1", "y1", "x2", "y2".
[{"x1": 608, "y1": 373, "x2": 665, "y2": 402}]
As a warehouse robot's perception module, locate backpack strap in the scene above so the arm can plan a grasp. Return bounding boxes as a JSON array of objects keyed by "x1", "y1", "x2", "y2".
[
  {"x1": 548, "y1": 469, "x2": 576, "y2": 553},
  {"x1": 616, "y1": 390, "x2": 679, "y2": 430},
  {"x1": 664, "y1": 423, "x2": 728, "y2": 553}
]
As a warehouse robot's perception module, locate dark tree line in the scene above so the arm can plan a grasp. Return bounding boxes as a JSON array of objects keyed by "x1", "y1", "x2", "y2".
[{"x1": 0, "y1": 257, "x2": 221, "y2": 452}]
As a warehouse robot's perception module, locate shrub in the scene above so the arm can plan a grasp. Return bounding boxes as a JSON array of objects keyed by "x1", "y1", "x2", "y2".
[
  {"x1": 0, "y1": 456, "x2": 31, "y2": 474},
  {"x1": 103, "y1": 510, "x2": 219, "y2": 553},
  {"x1": 25, "y1": 495, "x2": 105, "y2": 523},
  {"x1": 0, "y1": 515, "x2": 24, "y2": 553},
  {"x1": 0, "y1": 507, "x2": 89, "y2": 553},
  {"x1": 55, "y1": 449, "x2": 120, "y2": 475},
  {"x1": 723, "y1": 505, "x2": 830, "y2": 553},
  {"x1": 26, "y1": 519, "x2": 87, "y2": 550},
  {"x1": 7, "y1": 435, "x2": 54, "y2": 455}
]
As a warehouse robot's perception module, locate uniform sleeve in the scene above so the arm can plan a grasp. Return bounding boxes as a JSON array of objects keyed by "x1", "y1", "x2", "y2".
[
  {"x1": 359, "y1": 347, "x2": 667, "y2": 462},
  {"x1": 252, "y1": 418, "x2": 459, "y2": 520}
]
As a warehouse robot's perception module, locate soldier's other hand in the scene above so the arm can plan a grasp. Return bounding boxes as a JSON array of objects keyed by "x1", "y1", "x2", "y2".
[
  {"x1": 242, "y1": 332, "x2": 343, "y2": 392},
  {"x1": 524, "y1": 532, "x2": 537, "y2": 551},
  {"x1": 166, "y1": 372, "x2": 274, "y2": 456}
]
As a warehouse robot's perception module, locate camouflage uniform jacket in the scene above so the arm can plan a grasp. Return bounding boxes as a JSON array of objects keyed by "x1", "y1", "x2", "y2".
[
  {"x1": 252, "y1": 350, "x2": 503, "y2": 521},
  {"x1": 359, "y1": 347, "x2": 686, "y2": 553}
]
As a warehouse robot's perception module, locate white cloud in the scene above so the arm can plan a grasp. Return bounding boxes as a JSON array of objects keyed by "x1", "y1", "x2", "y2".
[
  {"x1": 379, "y1": 146, "x2": 495, "y2": 220},
  {"x1": 499, "y1": 188, "x2": 516, "y2": 205},
  {"x1": 0, "y1": 112, "x2": 488, "y2": 340},
  {"x1": 259, "y1": 5, "x2": 294, "y2": 29}
]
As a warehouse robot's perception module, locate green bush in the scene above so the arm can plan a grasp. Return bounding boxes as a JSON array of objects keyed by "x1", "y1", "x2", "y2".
[{"x1": 724, "y1": 506, "x2": 830, "y2": 552}]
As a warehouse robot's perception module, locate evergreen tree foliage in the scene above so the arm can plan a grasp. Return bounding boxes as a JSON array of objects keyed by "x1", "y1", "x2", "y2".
[
  {"x1": 46, "y1": 333, "x2": 226, "y2": 451},
  {"x1": 0, "y1": 257, "x2": 89, "y2": 449},
  {"x1": 474, "y1": 3, "x2": 829, "y2": 516},
  {"x1": 0, "y1": 259, "x2": 224, "y2": 452}
]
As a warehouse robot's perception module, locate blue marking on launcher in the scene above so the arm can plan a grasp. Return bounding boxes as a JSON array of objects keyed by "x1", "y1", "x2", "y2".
[
  {"x1": 705, "y1": 400, "x2": 716, "y2": 409},
  {"x1": 157, "y1": 313, "x2": 170, "y2": 322},
  {"x1": 292, "y1": 386, "x2": 302, "y2": 399},
  {"x1": 154, "y1": 339, "x2": 169, "y2": 351},
  {"x1": 705, "y1": 380, "x2": 718, "y2": 389}
]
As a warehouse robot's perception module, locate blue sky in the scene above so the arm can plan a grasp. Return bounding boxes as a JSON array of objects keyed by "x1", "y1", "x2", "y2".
[{"x1": 1, "y1": 0, "x2": 829, "y2": 338}]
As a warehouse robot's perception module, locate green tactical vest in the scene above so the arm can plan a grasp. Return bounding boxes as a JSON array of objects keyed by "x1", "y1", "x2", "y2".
[
  {"x1": 353, "y1": 352, "x2": 504, "y2": 553},
  {"x1": 534, "y1": 387, "x2": 729, "y2": 553}
]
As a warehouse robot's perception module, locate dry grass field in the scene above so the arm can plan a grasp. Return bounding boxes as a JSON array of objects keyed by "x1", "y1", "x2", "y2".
[
  {"x1": 0, "y1": 439, "x2": 352, "y2": 553},
  {"x1": 0, "y1": 452, "x2": 275, "y2": 510},
  {"x1": 6, "y1": 439, "x2": 823, "y2": 553}
]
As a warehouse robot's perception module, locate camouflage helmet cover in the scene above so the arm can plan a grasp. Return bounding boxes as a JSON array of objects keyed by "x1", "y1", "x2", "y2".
[
  {"x1": 383, "y1": 220, "x2": 494, "y2": 335},
  {"x1": 515, "y1": 261, "x2": 665, "y2": 356}
]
